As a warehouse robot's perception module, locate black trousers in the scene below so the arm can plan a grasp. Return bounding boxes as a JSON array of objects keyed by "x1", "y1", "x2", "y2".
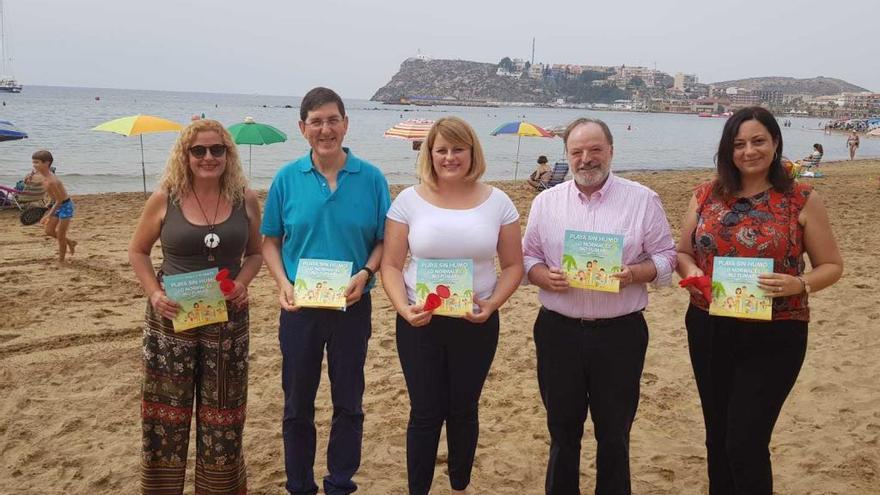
[
  {"x1": 685, "y1": 304, "x2": 808, "y2": 495},
  {"x1": 533, "y1": 307, "x2": 649, "y2": 495},
  {"x1": 396, "y1": 311, "x2": 500, "y2": 495}
]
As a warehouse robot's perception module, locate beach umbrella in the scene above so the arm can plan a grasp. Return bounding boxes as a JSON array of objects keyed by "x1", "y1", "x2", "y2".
[
  {"x1": 546, "y1": 124, "x2": 567, "y2": 137},
  {"x1": 490, "y1": 121, "x2": 554, "y2": 180},
  {"x1": 228, "y1": 117, "x2": 288, "y2": 178},
  {"x1": 384, "y1": 119, "x2": 434, "y2": 142},
  {"x1": 384, "y1": 119, "x2": 435, "y2": 167},
  {"x1": 91, "y1": 114, "x2": 183, "y2": 197},
  {"x1": 0, "y1": 120, "x2": 27, "y2": 142}
]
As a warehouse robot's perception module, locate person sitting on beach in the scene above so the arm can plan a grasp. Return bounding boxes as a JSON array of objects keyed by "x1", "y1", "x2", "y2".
[
  {"x1": 33, "y1": 150, "x2": 77, "y2": 264},
  {"x1": 800, "y1": 143, "x2": 824, "y2": 168},
  {"x1": 676, "y1": 106, "x2": 843, "y2": 494},
  {"x1": 128, "y1": 118, "x2": 263, "y2": 494},
  {"x1": 381, "y1": 116, "x2": 523, "y2": 494},
  {"x1": 527, "y1": 155, "x2": 552, "y2": 189}
]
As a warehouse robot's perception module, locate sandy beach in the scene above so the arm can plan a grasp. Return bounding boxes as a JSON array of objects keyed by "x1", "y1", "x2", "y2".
[{"x1": 1, "y1": 160, "x2": 878, "y2": 494}]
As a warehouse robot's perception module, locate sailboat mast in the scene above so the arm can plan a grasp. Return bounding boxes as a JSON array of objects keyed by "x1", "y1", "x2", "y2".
[{"x1": 0, "y1": 0, "x2": 7, "y2": 75}]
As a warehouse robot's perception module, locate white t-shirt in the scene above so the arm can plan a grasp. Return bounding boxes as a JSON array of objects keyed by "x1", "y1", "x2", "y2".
[{"x1": 387, "y1": 186, "x2": 520, "y2": 305}]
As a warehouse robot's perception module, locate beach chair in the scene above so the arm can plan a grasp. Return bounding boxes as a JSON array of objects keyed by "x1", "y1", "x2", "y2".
[
  {"x1": 801, "y1": 153, "x2": 823, "y2": 169},
  {"x1": 0, "y1": 182, "x2": 50, "y2": 225},
  {"x1": 537, "y1": 162, "x2": 569, "y2": 190}
]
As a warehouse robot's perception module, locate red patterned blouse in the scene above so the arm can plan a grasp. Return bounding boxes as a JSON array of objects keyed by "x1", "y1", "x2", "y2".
[{"x1": 690, "y1": 180, "x2": 813, "y2": 321}]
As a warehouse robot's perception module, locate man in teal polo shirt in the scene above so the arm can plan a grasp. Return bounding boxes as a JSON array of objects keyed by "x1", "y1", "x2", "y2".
[{"x1": 261, "y1": 87, "x2": 391, "y2": 495}]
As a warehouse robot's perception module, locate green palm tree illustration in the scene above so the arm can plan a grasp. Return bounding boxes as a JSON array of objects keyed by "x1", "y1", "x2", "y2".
[
  {"x1": 416, "y1": 282, "x2": 430, "y2": 300},
  {"x1": 562, "y1": 254, "x2": 578, "y2": 273},
  {"x1": 711, "y1": 281, "x2": 727, "y2": 301},
  {"x1": 463, "y1": 289, "x2": 474, "y2": 300},
  {"x1": 295, "y1": 278, "x2": 308, "y2": 291}
]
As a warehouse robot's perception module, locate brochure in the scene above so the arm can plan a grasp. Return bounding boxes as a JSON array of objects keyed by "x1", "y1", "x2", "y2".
[
  {"x1": 708, "y1": 256, "x2": 774, "y2": 320},
  {"x1": 562, "y1": 230, "x2": 624, "y2": 293},
  {"x1": 294, "y1": 258, "x2": 353, "y2": 310},
  {"x1": 415, "y1": 259, "x2": 474, "y2": 317},
  {"x1": 163, "y1": 268, "x2": 229, "y2": 332}
]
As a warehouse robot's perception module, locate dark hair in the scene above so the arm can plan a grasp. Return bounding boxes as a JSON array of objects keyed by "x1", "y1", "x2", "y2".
[
  {"x1": 563, "y1": 118, "x2": 614, "y2": 149},
  {"x1": 537, "y1": 155, "x2": 548, "y2": 164},
  {"x1": 713, "y1": 106, "x2": 791, "y2": 197},
  {"x1": 813, "y1": 143, "x2": 824, "y2": 154},
  {"x1": 32, "y1": 150, "x2": 54, "y2": 165},
  {"x1": 299, "y1": 87, "x2": 345, "y2": 121}
]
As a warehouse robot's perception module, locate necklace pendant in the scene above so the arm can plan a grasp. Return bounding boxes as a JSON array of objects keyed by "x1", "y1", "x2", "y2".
[{"x1": 204, "y1": 232, "x2": 221, "y2": 249}]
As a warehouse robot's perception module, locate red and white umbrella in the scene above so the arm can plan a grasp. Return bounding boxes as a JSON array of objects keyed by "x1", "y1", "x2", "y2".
[{"x1": 384, "y1": 119, "x2": 435, "y2": 142}]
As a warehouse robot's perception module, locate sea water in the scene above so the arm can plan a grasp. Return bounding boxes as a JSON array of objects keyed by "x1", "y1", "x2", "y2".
[{"x1": 1, "y1": 85, "x2": 875, "y2": 194}]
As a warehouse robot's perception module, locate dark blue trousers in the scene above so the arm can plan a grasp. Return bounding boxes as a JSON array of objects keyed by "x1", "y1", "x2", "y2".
[{"x1": 279, "y1": 294, "x2": 372, "y2": 495}]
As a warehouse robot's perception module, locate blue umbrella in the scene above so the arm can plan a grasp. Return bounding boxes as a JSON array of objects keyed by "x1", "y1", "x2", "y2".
[{"x1": 0, "y1": 120, "x2": 28, "y2": 142}]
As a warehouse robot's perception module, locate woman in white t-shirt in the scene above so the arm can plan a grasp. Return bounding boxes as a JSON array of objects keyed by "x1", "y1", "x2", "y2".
[{"x1": 381, "y1": 117, "x2": 524, "y2": 495}]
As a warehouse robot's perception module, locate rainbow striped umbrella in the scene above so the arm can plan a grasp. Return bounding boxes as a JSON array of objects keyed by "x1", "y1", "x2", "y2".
[
  {"x1": 490, "y1": 121, "x2": 555, "y2": 180},
  {"x1": 384, "y1": 119, "x2": 435, "y2": 142}
]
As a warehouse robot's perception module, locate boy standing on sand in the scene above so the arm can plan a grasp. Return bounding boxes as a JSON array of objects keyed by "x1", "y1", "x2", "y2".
[{"x1": 33, "y1": 150, "x2": 77, "y2": 263}]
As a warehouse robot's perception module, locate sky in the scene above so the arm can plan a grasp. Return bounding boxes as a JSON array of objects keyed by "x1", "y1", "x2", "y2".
[{"x1": 2, "y1": 0, "x2": 877, "y2": 98}]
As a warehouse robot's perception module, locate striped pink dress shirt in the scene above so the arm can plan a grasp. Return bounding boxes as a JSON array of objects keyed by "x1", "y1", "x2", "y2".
[{"x1": 523, "y1": 174, "x2": 677, "y2": 319}]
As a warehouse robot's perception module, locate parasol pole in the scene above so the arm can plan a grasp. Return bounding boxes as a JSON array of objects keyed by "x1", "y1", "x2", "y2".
[
  {"x1": 140, "y1": 134, "x2": 147, "y2": 198},
  {"x1": 514, "y1": 134, "x2": 522, "y2": 181}
]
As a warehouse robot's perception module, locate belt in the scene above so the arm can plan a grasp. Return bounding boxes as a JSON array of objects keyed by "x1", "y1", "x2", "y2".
[{"x1": 540, "y1": 306, "x2": 644, "y2": 327}]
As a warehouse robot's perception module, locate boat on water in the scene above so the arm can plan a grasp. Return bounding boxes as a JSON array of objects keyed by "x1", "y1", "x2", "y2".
[
  {"x1": 0, "y1": 0, "x2": 22, "y2": 93},
  {"x1": 0, "y1": 77, "x2": 21, "y2": 93},
  {"x1": 698, "y1": 111, "x2": 732, "y2": 118}
]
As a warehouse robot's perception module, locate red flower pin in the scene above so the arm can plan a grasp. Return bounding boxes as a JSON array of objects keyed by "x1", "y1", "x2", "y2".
[
  {"x1": 679, "y1": 275, "x2": 712, "y2": 302},
  {"x1": 215, "y1": 268, "x2": 234, "y2": 295},
  {"x1": 423, "y1": 293, "x2": 442, "y2": 312},
  {"x1": 435, "y1": 284, "x2": 451, "y2": 299}
]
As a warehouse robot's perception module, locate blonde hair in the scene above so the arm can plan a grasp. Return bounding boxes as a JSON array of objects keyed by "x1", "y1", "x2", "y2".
[
  {"x1": 416, "y1": 117, "x2": 487, "y2": 188},
  {"x1": 159, "y1": 119, "x2": 247, "y2": 204}
]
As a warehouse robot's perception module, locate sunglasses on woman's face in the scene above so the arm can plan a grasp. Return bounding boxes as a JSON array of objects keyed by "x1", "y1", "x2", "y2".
[{"x1": 189, "y1": 144, "x2": 227, "y2": 158}]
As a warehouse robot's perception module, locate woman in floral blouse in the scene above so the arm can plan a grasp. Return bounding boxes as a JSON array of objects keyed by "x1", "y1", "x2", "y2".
[{"x1": 676, "y1": 106, "x2": 843, "y2": 494}]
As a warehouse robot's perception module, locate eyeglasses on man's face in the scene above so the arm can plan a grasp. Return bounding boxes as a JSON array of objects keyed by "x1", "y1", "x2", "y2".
[
  {"x1": 304, "y1": 117, "x2": 344, "y2": 130},
  {"x1": 189, "y1": 144, "x2": 227, "y2": 159}
]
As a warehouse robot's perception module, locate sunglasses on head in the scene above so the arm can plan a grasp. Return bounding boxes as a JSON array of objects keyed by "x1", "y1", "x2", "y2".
[{"x1": 189, "y1": 144, "x2": 227, "y2": 158}]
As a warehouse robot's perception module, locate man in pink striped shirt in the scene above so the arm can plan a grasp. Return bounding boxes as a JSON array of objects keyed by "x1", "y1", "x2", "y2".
[{"x1": 523, "y1": 118, "x2": 676, "y2": 494}]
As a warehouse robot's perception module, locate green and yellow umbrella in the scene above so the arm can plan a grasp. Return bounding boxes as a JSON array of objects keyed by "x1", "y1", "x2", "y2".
[{"x1": 92, "y1": 115, "x2": 183, "y2": 197}]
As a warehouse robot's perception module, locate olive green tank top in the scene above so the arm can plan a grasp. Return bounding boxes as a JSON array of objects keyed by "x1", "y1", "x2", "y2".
[{"x1": 159, "y1": 195, "x2": 249, "y2": 278}]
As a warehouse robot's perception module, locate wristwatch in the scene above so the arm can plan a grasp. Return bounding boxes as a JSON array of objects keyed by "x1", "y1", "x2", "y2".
[
  {"x1": 360, "y1": 266, "x2": 375, "y2": 282},
  {"x1": 796, "y1": 275, "x2": 811, "y2": 294}
]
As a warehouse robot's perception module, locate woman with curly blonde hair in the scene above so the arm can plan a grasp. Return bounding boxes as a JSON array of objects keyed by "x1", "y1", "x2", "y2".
[
  {"x1": 129, "y1": 118, "x2": 263, "y2": 494},
  {"x1": 160, "y1": 119, "x2": 248, "y2": 205}
]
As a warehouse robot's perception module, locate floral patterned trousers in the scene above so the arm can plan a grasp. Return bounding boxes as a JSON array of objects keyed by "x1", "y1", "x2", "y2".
[{"x1": 140, "y1": 302, "x2": 249, "y2": 495}]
